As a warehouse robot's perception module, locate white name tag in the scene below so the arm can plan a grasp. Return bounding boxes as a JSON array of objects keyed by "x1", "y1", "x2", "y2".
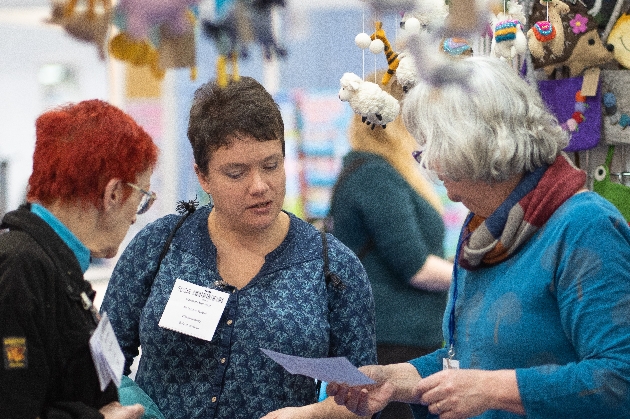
[
  {"x1": 158, "y1": 278, "x2": 230, "y2": 341},
  {"x1": 443, "y1": 357, "x2": 460, "y2": 370},
  {"x1": 89, "y1": 312, "x2": 125, "y2": 390}
]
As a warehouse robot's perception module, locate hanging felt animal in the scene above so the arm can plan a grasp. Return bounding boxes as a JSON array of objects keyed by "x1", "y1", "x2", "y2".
[
  {"x1": 109, "y1": 0, "x2": 199, "y2": 79},
  {"x1": 592, "y1": 144, "x2": 630, "y2": 224},
  {"x1": 246, "y1": 0, "x2": 287, "y2": 60},
  {"x1": 369, "y1": 21, "x2": 401, "y2": 85},
  {"x1": 115, "y1": 0, "x2": 199, "y2": 41},
  {"x1": 339, "y1": 72, "x2": 400, "y2": 129},
  {"x1": 528, "y1": 0, "x2": 615, "y2": 76},
  {"x1": 491, "y1": 1, "x2": 527, "y2": 62},
  {"x1": 109, "y1": 32, "x2": 166, "y2": 79},
  {"x1": 202, "y1": 0, "x2": 287, "y2": 87},
  {"x1": 47, "y1": 0, "x2": 113, "y2": 59},
  {"x1": 527, "y1": 0, "x2": 570, "y2": 60}
]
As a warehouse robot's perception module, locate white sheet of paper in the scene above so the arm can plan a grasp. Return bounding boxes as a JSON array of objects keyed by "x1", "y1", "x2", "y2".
[
  {"x1": 261, "y1": 348, "x2": 375, "y2": 386},
  {"x1": 89, "y1": 312, "x2": 125, "y2": 391},
  {"x1": 158, "y1": 278, "x2": 230, "y2": 341}
]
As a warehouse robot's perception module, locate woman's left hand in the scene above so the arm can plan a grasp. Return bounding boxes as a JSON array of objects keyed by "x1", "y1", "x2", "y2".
[{"x1": 416, "y1": 369, "x2": 523, "y2": 419}]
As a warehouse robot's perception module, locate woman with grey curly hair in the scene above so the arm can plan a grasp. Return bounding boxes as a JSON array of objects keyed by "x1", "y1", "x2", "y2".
[{"x1": 328, "y1": 56, "x2": 630, "y2": 419}]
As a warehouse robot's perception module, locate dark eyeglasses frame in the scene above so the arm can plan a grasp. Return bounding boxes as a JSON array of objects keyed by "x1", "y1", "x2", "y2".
[{"x1": 126, "y1": 182, "x2": 157, "y2": 214}]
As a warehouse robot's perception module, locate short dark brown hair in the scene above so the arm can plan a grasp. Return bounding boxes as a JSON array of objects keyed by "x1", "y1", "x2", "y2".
[{"x1": 187, "y1": 77, "x2": 284, "y2": 173}]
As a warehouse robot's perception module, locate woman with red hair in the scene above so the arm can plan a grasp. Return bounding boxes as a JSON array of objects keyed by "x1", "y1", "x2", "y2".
[{"x1": 0, "y1": 99, "x2": 159, "y2": 419}]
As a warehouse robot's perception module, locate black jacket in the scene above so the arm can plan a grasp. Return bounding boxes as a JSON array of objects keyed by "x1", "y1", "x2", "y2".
[{"x1": 0, "y1": 204, "x2": 117, "y2": 419}]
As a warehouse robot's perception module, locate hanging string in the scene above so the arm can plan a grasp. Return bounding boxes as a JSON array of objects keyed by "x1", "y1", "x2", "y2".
[
  {"x1": 362, "y1": 6, "x2": 366, "y2": 80},
  {"x1": 546, "y1": 1, "x2": 549, "y2": 22},
  {"x1": 374, "y1": 48, "x2": 378, "y2": 84}
]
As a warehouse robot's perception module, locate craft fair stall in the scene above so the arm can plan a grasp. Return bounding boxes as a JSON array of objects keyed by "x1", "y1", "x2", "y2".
[{"x1": 3, "y1": 0, "x2": 630, "y2": 278}]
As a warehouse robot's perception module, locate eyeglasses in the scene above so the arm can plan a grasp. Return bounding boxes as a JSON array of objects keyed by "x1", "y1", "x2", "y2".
[
  {"x1": 412, "y1": 150, "x2": 423, "y2": 163},
  {"x1": 126, "y1": 182, "x2": 157, "y2": 214}
]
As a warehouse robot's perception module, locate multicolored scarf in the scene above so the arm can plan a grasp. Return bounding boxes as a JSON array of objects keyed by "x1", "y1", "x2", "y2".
[{"x1": 459, "y1": 153, "x2": 586, "y2": 270}]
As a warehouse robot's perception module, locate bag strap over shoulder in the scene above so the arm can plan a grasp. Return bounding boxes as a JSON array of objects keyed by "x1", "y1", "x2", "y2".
[
  {"x1": 153, "y1": 199, "x2": 198, "y2": 280},
  {"x1": 320, "y1": 230, "x2": 346, "y2": 290}
]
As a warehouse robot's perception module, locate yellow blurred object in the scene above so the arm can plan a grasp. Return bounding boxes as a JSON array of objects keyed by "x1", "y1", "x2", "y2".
[{"x1": 109, "y1": 33, "x2": 165, "y2": 80}]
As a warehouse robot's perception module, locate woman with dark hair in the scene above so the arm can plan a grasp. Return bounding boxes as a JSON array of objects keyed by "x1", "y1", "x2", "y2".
[
  {"x1": 102, "y1": 77, "x2": 377, "y2": 419},
  {"x1": 0, "y1": 99, "x2": 159, "y2": 419}
]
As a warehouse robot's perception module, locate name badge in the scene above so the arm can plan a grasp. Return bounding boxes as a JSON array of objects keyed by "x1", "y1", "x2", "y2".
[
  {"x1": 443, "y1": 357, "x2": 460, "y2": 370},
  {"x1": 89, "y1": 312, "x2": 125, "y2": 390},
  {"x1": 158, "y1": 278, "x2": 230, "y2": 341}
]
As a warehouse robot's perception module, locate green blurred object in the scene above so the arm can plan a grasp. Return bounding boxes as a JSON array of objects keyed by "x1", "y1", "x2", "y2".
[
  {"x1": 592, "y1": 145, "x2": 630, "y2": 223},
  {"x1": 118, "y1": 375, "x2": 165, "y2": 419}
]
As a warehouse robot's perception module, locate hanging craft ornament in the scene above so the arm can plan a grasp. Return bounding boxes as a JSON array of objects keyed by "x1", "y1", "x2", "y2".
[
  {"x1": 527, "y1": 0, "x2": 614, "y2": 76},
  {"x1": 369, "y1": 21, "x2": 400, "y2": 85},
  {"x1": 441, "y1": 38, "x2": 473, "y2": 56},
  {"x1": 355, "y1": 32, "x2": 372, "y2": 49},
  {"x1": 338, "y1": 72, "x2": 400, "y2": 130},
  {"x1": 47, "y1": 0, "x2": 113, "y2": 59},
  {"x1": 527, "y1": 0, "x2": 570, "y2": 60}
]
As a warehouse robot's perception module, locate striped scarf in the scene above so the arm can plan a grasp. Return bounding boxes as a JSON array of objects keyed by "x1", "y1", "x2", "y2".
[{"x1": 459, "y1": 153, "x2": 586, "y2": 270}]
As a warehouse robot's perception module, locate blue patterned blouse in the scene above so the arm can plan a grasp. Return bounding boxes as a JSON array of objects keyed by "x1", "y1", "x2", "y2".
[{"x1": 101, "y1": 205, "x2": 377, "y2": 419}]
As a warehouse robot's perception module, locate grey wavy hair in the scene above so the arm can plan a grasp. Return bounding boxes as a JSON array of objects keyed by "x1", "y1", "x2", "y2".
[{"x1": 402, "y1": 56, "x2": 568, "y2": 182}]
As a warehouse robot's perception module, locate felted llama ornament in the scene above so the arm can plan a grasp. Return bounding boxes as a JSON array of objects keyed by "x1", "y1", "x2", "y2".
[
  {"x1": 490, "y1": 1, "x2": 527, "y2": 60},
  {"x1": 527, "y1": 0, "x2": 570, "y2": 60}
]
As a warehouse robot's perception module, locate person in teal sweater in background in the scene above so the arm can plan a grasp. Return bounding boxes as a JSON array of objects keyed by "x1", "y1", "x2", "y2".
[{"x1": 328, "y1": 71, "x2": 453, "y2": 419}]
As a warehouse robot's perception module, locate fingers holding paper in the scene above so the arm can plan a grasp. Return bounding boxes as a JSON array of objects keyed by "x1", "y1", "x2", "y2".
[{"x1": 327, "y1": 363, "x2": 421, "y2": 416}]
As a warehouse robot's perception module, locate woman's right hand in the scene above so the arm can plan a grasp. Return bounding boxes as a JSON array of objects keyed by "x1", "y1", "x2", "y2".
[
  {"x1": 327, "y1": 363, "x2": 421, "y2": 416},
  {"x1": 100, "y1": 401, "x2": 145, "y2": 419},
  {"x1": 326, "y1": 365, "x2": 391, "y2": 416}
]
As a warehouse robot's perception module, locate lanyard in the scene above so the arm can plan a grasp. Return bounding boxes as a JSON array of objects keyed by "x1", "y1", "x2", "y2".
[{"x1": 447, "y1": 212, "x2": 474, "y2": 360}]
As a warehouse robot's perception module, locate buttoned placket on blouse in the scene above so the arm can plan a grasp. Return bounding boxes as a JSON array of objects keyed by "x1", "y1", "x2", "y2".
[{"x1": 206, "y1": 281, "x2": 239, "y2": 416}]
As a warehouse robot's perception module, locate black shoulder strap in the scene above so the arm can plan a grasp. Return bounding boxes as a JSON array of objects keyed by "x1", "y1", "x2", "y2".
[
  {"x1": 153, "y1": 199, "x2": 198, "y2": 280},
  {"x1": 320, "y1": 230, "x2": 346, "y2": 290}
]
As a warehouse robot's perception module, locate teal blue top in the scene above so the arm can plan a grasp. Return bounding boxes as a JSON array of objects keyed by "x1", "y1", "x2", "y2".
[
  {"x1": 329, "y1": 151, "x2": 448, "y2": 348},
  {"x1": 31, "y1": 203, "x2": 90, "y2": 273},
  {"x1": 410, "y1": 192, "x2": 630, "y2": 418}
]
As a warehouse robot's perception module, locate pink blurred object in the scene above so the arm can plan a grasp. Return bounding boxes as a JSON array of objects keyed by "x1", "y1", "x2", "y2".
[{"x1": 117, "y1": 0, "x2": 200, "y2": 40}]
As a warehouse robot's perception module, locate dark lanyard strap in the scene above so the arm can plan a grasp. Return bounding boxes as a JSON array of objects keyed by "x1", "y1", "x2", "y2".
[{"x1": 448, "y1": 212, "x2": 474, "y2": 358}]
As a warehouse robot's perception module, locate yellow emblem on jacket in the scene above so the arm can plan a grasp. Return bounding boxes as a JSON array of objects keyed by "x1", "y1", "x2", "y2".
[{"x1": 3, "y1": 337, "x2": 27, "y2": 369}]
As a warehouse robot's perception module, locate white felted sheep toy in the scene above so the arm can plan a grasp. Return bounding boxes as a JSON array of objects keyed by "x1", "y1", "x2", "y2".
[{"x1": 339, "y1": 72, "x2": 400, "y2": 129}]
